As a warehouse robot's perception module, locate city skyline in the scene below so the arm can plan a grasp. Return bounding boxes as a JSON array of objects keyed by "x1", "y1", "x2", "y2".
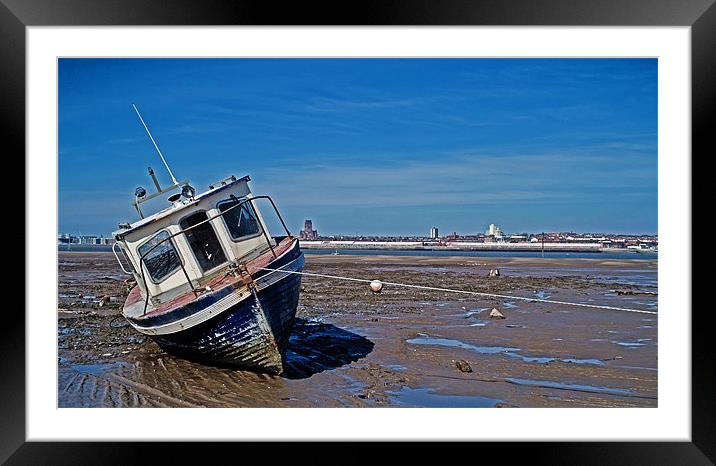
[
  {"x1": 58, "y1": 222, "x2": 659, "y2": 240},
  {"x1": 59, "y1": 58, "x2": 657, "y2": 235}
]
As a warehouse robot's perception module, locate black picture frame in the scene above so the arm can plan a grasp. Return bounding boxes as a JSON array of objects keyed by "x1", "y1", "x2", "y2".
[{"x1": 5, "y1": 0, "x2": 711, "y2": 463}]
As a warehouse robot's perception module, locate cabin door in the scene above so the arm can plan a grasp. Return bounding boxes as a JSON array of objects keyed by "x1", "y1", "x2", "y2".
[{"x1": 180, "y1": 211, "x2": 228, "y2": 273}]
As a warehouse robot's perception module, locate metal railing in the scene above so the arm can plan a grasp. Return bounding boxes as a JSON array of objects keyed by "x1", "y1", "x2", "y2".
[
  {"x1": 112, "y1": 241, "x2": 133, "y2": 275},
  {"x1": 135, "y1": 195, "x2": 292, "y2": 315}
]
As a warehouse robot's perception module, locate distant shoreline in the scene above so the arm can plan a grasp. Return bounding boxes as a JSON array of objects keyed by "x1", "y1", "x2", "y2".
[
  {"x1": 301, "y1": 243, "x2": 603, "y2": 253},
  {"x1": 57, "y1": 244, "x2": 656, "y2": 261},
  {"x1": 298, "y1": 241, "x2": 655, "y2": 254},
  {"x1": 57, "y1": 243, "x2": 652, "y2": 254}
]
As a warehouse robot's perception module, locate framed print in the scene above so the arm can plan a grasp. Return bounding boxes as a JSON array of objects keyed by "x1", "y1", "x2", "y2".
[{"x1": 5, "y1": 0, "x2": 713, "y2": 463}]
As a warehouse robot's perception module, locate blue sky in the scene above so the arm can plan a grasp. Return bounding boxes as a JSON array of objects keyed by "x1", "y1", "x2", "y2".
[{"x1": 58, "y1": 58, "x2": 657, "y2": 236}]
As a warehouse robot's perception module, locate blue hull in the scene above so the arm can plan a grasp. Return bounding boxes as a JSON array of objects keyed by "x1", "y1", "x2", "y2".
[{"x1": 150, "y1": 251, "x2": 303, "y2": 374}]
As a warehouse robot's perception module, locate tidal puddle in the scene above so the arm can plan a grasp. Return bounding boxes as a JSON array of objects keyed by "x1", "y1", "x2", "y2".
[
  {"x1": 617, "y1": 365, "x2": 658, "y2": 372},
  {"x1": 561, "y1": 358, "x2": 604, "y2": 365},
  {"x1": 408, "y1": 336, "x2": 519, "y2": 354},
  {"x1": 506, "y1": 378, "x2": 633, "y2": 396},
  {"x1": 383, "y1": 364, "x2": 407, "y2": 371},
  {"x1": 443, "y1": 308, "x2": 488, "y2": 319},
  {"x1": 71, "y1": 363, "x2": 121, "y2": 375},
  {"x1": 408, "y1": 335, "x2": 605, "y2": 366},
  {"x1": 59, "y1": 358, "x2": 127, "y2": 376},
  {"x1": 520, "y1": 356, "x2": 556, "y2": 363},
  {"x1": 338, "y1": 373, "x2": 368, "y2": 398},
  {"x1": 58, "y1": 327, "x2": 92, "y2": 337},
  {"x1": 388, "y1": 386, "x2": 503, "y2": 407}
]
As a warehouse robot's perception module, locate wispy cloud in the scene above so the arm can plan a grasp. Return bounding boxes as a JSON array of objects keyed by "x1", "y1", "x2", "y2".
[
  {"x1": 259, "y1": 151, "x2": 655, "y2": 209},
  {"x1": 107, "y1": 136, "x2": 146, "y2": 145},
  {"x1": 306, "y1": 97, "x2": 415, "y2": 112}
]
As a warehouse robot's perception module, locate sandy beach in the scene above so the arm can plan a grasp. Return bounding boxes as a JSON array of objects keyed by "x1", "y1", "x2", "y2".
[{"x1": 58, "y1": 251, "x2": 657, "y2": 408}]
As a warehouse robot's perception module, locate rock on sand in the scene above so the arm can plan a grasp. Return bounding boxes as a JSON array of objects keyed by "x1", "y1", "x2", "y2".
[{"x1": 453, "y1": 360, "x2": 473, "y2": 373}]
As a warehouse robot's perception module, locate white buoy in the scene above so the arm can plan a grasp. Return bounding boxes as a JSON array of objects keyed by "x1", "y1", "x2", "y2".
[{"x1": 370, "y1": 280, "x2": 383, "y2": 293}]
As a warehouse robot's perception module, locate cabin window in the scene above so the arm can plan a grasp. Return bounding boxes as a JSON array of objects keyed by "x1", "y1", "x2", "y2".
[
  {"x1": 179, "y1": 211, "x2": 228, "y2": 272},
  {"x1": 138, "y1": 230, "x2": 181, "y2": 283},
  {"x1": 217, "y1": 198, "x2": 261, "y2": 240},
  {"x1": 119, "y1": 245, "x2": 136, "y2": 274}
]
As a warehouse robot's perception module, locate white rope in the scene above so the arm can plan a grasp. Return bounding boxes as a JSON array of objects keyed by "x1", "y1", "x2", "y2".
[{"x1": 259, "y1": 266, "x2": 658, "y2": 315}]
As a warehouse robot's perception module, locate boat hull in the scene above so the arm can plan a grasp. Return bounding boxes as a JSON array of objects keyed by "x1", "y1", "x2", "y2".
[
  {"x1": 151, "y1": 267, "x2": 302, "y2": 373},
  {"x1": 125, "y1": 241, "x2": 304, "y2": 374}
]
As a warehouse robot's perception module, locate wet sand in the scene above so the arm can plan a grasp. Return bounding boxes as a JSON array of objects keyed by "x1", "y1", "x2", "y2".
[{"x1": 58, "y1": 252, "x2": 657, "y2": 408}]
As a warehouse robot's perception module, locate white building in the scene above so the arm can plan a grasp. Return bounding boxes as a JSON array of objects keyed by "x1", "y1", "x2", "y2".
[
  {"x1": 486, "y1": 223, "x2": 503, "y2": 238},
  {"x1": 429, "y1": 226, "x2": 439, "y2": 239}
]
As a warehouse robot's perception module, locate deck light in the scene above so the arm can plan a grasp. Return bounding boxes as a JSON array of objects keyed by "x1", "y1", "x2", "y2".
[{"x1": 182, "y1": 184, "x2": 196, "y2": 199}]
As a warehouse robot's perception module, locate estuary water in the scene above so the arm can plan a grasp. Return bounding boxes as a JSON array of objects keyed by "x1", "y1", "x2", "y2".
[{"x1": 303, "y1": 248, "x2": 657, "y2": 261}]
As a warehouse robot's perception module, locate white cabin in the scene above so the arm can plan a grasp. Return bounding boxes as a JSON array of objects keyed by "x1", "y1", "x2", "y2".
[{"x1": 113, "y1": 175, "x2": 284, "y2": 306}]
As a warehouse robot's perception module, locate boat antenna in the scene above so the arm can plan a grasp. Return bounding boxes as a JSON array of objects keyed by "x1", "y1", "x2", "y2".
[{"x1": 131, "y1": 103, "x2": 179, "y2": 186}]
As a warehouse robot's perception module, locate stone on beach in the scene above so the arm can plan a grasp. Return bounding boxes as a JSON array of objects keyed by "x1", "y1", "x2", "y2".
[
  {"x1": 453, "y1": 359, "x2": 473, "y2": 373},
  {"x1": 488, "y1": 268, "x2": 501, "y2": 277},
  {"x1": 489, "y1": 308, "x2": 506, "y2": 319}
]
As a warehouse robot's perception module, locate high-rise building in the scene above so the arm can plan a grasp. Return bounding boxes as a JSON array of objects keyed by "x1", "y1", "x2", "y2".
[
  {"x1": 487, "y1": 223, "x2": 503, "y2": 238},
  {"x1": 299, "y1": 219, "x2": 319, "y2": 240},
  {"x1": 429, "y1": 226, "x2": 439, "y2": 239}
]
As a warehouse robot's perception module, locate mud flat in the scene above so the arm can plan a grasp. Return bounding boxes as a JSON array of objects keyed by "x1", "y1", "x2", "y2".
[{"x1": 58, "y1": 252, "x2": 657, "y2": 408}]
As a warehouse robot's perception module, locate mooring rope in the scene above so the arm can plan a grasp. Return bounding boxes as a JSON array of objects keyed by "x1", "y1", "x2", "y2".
[{"x1": 259, "y1": 266, "x2": 658, "y2": 315}]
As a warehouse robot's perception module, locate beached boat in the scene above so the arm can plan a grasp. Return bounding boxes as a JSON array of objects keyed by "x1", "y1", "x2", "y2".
[
  {"x1": 111, "y1": 106, "x2": 303, "y2": 374},
  {"x1": 112, "y1": 173, "x2": 303, "y2": 374}
]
